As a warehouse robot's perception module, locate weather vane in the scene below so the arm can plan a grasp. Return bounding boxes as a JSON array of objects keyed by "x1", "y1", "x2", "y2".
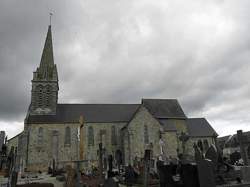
[{"x1": 49, "y1": 12, "x2": 53, "y2": 25}]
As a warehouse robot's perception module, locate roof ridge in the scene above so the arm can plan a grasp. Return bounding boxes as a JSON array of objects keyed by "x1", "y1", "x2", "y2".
[
  {"x1": 142, "y1": 98, "x2": 178, "y2": 101},
  {"x1": 187, "y1": 117, "x2": 205, "y2": 120},
  {"x1": 57, "y1": 103, "x2": 140, "y2": 105}
]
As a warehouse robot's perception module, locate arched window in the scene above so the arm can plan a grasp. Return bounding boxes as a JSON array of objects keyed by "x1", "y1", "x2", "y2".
[
  {"x1": 197, "y1": 139, "x2": 203, "y2": 152},
  {"x1": 88, "y1": 126, "x2": 94, "y2": 146},
  {"x1": 38, "y1": 127, "x2": 43, "y2": 144},
  {"x1": 203, "y1": 139, "x2": 209, "y2": 151},
  {"x1": 144, "y1": 125, "x2": 149, "y2": 144},
  {"x1": 111, "y1": 126, "x2": 117, "y2": 145},
  {"x1": 65, "y1": 126, "x2": 71, "y2": 145}
]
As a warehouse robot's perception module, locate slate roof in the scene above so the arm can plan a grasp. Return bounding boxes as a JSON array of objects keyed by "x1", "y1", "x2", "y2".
[
  {"x1": 26, "y1": 104, "x2": 140, "y2": 124},
  {"x1": 142, "y1": 99, "x2": 186, "y2": 119},
  {"x1": 26, "y1": 99, "x2": 188, "y2": 124},
  {"x1": 186, "y1": 118, "x2": 218, "y2": 137},
  {"x1": 26, "y1": 100, "x2": 218, "y2": 137},
  {"x1": 158, "y1": 119, "x2": 177, "y2": 131}
]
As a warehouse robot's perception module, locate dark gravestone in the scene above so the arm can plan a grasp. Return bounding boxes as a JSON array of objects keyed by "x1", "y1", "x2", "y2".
[
  {"x1": 157, "y1": 162, "x2": 176, "y2": 187},
  {"x1": 156, "y1": 160, "x2": 166, "y2": 187},
  {"x1": 108, "y1": 155, "x2": 113, "y2": 171},
  {"x1": 180, "y1": 164, "x2": 199, "y2": 187},
  {"x1": 164, "y1": 165, "x2": 175, "y2": 187},
  {"x1": 108, "y1": 155, "x2": 114, "y2": 178},
  {"x1": 0, "y1": 131, "x2": 5, "y2": 152},
  {"x1": 104, "y1": 178, "x2": 119, "y2": 187},
  {"x1": 197, "y1": 159, "x2": 216, "y2": 187},
  {"x1": 124, "y1": 165, "x2": 135, "y2": 187}
]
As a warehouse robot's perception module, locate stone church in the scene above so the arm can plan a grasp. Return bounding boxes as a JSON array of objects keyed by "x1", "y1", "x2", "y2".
[{"x1": 9, "y1": 25, "x2": 218, "y2": 171}]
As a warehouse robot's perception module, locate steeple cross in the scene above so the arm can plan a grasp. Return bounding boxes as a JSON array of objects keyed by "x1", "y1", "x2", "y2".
[{"x1": 49, "y1": 12, "x2": 53, "y2": 25}]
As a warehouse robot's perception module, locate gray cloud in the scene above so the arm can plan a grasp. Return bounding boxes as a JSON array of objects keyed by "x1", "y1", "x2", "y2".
[{"x1": 0, "y1": 0, "x2": 250, "y2": 137}]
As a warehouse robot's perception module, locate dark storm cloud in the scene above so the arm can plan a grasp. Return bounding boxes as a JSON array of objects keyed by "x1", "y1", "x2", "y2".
[{"x1": 0, "y1": 0, "x2": 250, "y2": 137}]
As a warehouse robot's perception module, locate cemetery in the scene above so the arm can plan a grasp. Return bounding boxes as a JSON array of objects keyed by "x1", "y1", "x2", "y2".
[{"x1": 1, "y1": 130, "x2": 250, "y2": 187}]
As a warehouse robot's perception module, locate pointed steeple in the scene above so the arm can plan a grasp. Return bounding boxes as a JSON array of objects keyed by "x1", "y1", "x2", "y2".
[
  {"x1": 30, "y1": 24, "x2": 59, "y2": 115},
  {"x1": 37, "y1": 25, "x2": 57, "y2": 80}
]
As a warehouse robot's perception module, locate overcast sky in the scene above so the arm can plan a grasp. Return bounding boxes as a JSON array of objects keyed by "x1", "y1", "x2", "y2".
[{"x1": 0, "y1": 0, "x2": 250, "y2": 138}]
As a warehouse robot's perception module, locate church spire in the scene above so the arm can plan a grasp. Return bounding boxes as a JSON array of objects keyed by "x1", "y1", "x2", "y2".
[
  {"x1": 30, "y1": 24, "x2": 59, "y2": 115},
  {"x1": 38, "y1": 25, "x2": 55, "y2": 79}
]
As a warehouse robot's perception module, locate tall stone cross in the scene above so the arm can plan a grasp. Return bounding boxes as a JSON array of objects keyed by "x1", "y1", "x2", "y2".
[{"x1": 237, "y1": 130, "x2": 248, "y2": 165}]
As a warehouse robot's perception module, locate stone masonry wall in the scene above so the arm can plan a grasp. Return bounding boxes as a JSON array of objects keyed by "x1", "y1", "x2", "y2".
[
  {"x1": 124, "y1": 106, "x2": 162, "y2": 164},
  {"x1": 82, "y1": 122, "x2": 127, "y2": 163},
  {"x1": 161, "y1": 131, "x2": 178, "y2": 158},
  {"x1": 27, "y1": 123, "x2": 80, "y2": 171}
]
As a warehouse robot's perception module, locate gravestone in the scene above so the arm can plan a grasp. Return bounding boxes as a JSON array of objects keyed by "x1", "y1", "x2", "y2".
[
  {"x1": 181, "y1": 164, "x2": 199, "y2": 187},
  {"x1": 107, "y1": 154, "x2": 113, "y2": 178},
  {"x1": 104, "y1": 178, "x2": 119, "y2": 187},
  {"x1": 124, "y1": 165, "x2": 135, "y2": 187},
  {"x1": 156, "y1": 160, "x2": 166, "y2": 187},
  {"x1": 0, "y1": 131, "x2": 5, "y2": 152},
  {"x1": 197, "y1": 159, "x2": 216, "y2": 187}
]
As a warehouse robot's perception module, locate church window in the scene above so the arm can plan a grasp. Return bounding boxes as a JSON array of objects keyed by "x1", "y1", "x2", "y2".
[
  {"x1": 197, "y1": 139, "x2": 203, "y2": 152},
  {"x1": 38, "y1": 127, "x2": 43, "y2": 144},
  {"x1": 111, "y1": 126, "x2": 117, "y2": 145},
  {"x1": 203, "y1": 139, "x2": 209, "y2": 151},
  {"x1": 65, "y1": 126, "x2": 71, "y2": 146},
  {"x1": 144, "y1": 125, "x2": 149, "y2": 144},
  {"x1": 88, "y1": 126, "x2": 94, "y2": 146}
]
